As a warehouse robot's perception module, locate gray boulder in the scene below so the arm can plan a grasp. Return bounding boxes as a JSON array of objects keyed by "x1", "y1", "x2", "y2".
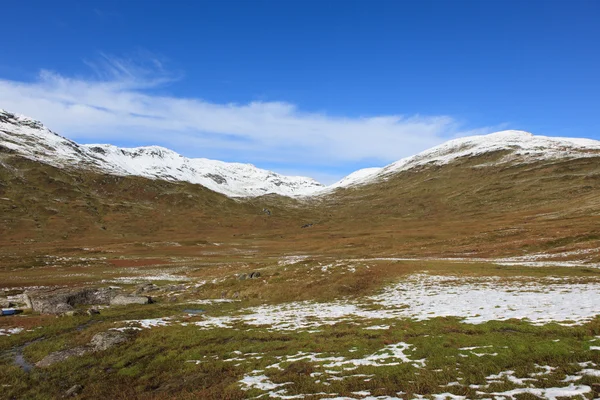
[
  {"x1": 90, "y1": 331, "x2": 129, "y2": 351},
  {"x1": 110, "y1": 295, "x2": 150, "y2": 306}
]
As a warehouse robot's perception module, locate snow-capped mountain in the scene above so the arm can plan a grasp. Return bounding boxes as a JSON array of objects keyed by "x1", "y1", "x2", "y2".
[
  {"x1": 323, "y1": 130, "x2": 600, "y2": 191},
  {"x1": 0, "y1": 110, "x2": 323, "y2": 197},
  {"x1": 2, "y1": 109, "x2": 600, "y2": 198}
]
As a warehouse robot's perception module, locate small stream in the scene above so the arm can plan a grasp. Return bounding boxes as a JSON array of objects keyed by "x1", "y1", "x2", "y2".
[
  {"x1": 13, "y1": 348, "x2": 35, "y2": 372},
  {"x1": 1, "y1": 337, "x2": 43, "y2": 373},
  {"x1": 2, "y1": 319, "x2": 99, "y2": 373}
]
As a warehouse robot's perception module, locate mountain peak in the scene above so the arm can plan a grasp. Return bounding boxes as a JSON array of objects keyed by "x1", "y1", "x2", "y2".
[{"x1": 0, "y1": 109, "x2": 47, "y2": 131}]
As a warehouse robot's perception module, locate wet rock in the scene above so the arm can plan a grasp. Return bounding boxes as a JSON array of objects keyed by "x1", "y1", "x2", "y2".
[
  {"x1": 64, "y1": 384, "x2": 83, "y2": 397},
  {"x1": 90, "y1": 331, "x2": 129, "y2": 351},
  {"x1": 36, "y1": 347, "x2": 91, "y2": 368},
  {"x1": 110, "y1": 295, "x2": 150, "y2": 306}
]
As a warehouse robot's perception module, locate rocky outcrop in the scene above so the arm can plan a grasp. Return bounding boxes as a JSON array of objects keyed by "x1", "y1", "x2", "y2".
[
  {"x1": 36, "y1": 330, "x2": 131, "y2": 368},
  {"x1": 27, "y1": 288, "x2": 118, "y2": 315},
  {"x1": 36, "y1": 347, "x2": 90, "y2": 368}
]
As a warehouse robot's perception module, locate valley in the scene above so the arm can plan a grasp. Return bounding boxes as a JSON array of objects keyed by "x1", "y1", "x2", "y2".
[{"x1": 1, "y1": 111, "x2": 600, "y2": 399}]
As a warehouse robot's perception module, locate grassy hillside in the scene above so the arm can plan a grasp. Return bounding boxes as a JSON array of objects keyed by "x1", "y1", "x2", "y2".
[{"x1": 2, "y1": 149, "x2": 600, "y2": 263}]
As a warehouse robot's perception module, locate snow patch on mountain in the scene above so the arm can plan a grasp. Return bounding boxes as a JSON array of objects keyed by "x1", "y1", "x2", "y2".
[{"x1": 0, "y1": 110, "x2": 323, "y2": 197}]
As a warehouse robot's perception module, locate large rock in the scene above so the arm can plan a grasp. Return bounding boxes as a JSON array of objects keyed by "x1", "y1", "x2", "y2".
[
  {"x1": 0, "y1": 297, "x2": 12, "y2": 308},
  {"x1": 110, "y1": 295, "x2": 150, "y2": 306},
  {"x1": 90, "y1": 331, "x2": 129, "y2": 351},
  {"x1": 27, "y1": 288, "x2": 118, "y2": 315}
]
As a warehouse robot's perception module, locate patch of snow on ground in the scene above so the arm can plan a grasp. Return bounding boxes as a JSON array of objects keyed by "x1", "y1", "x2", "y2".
[
  {"x1": 485, "y1": 384, "x2": 592, "y2": 399},
  {"x1": 323, "y1": 342, "x2": 425, "y2": 369},
  {"x1": 351, "y1": 250, "x2": 600, "y2": 268},
  {"x1": 364, "y1": 325, "x2": 390, "y2": 330},
  {"x1": 485, "y1": 370, "x2": 536, "y2": 386},
  {"x1": 369, "y1": 274, "x2": 600, "y2": 325},
  {"x1": 239, "y1": 373, "x2": 291, "y2": 391},
  {"x1": 102, "y1": 273, "x2": 191, "y2": 284},
  {"x1": 278, "y1": 255, "x2": 310, "y2": 266},
  {"x1": 0, "y1": 327, "x2": 24, "y2": 336},
  {"x1": 118, "y1": 317, "x2": 172, "y2": 329}
]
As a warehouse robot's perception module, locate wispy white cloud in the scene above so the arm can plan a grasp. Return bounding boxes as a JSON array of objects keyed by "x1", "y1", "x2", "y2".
[{"x1": 0, "y1": 55, "x2": 503, "y2": 181}]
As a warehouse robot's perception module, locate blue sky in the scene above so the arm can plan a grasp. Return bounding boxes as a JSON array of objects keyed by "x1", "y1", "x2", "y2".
[{"x1": 0, "y1": 0, "x2": 598, "y2": 183}]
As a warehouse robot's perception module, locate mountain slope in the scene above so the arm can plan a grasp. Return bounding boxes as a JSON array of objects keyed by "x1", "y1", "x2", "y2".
[{"x1": 0, "y1": 110, "x2": 323, "y2": 197}]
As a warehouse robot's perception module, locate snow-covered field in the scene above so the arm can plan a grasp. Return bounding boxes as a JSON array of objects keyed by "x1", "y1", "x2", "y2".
[
  {"x1": 105, "y1": 273, "x2": 600, "y2": 398},
  {"x1": 119, "y1": 273, "x2": 600, "y2": 332}
]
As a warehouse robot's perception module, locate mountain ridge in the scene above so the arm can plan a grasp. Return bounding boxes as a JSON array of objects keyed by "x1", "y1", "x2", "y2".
[
  {"x1": 3, "y1": 108, "x2": 600, "y2": 198},
  {"x1": 0, "y1": 109, "x2": 323, "y2": 197}
]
